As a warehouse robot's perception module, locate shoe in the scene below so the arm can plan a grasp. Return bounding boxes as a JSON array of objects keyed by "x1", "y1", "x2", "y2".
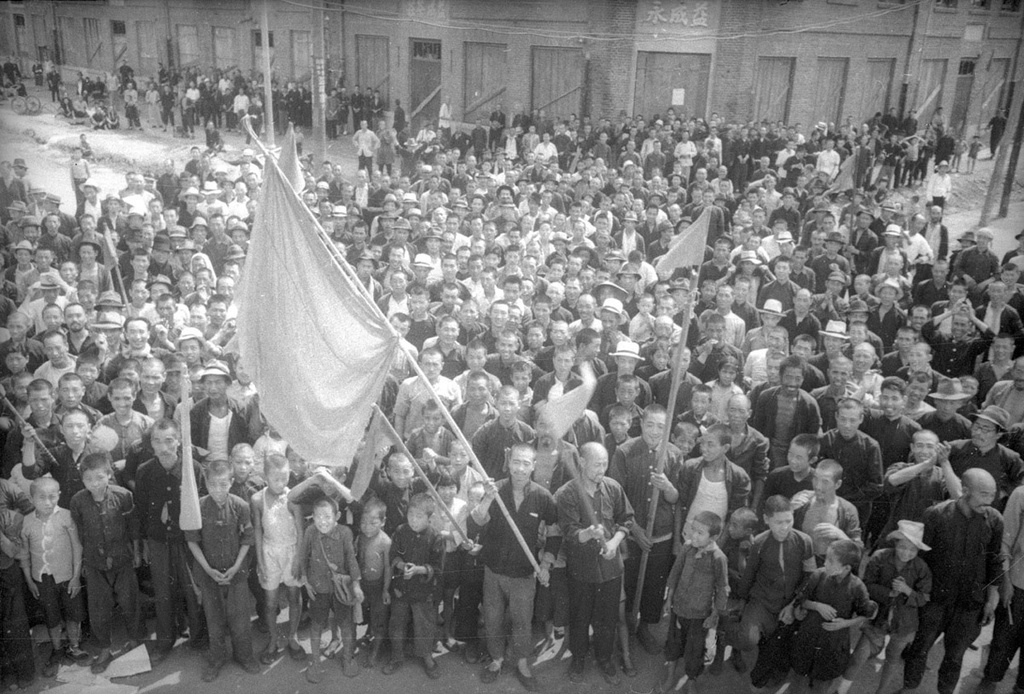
[
  {"x1": 621, "y1": 652, "x2": 637, "y2": 678},
  {"x1": 305, "y1": 660, "x2": 323, "y2": 684},
  {"x1": 568, "y1": 661, "x2": 585, "y2": 684},
  {"x1": 382, "y1": 659, "x2": 403, "y2": 675},
  {"x1": 730, "y1": 650, "x2": 747, "y2": 673},
  {"x1": 321, "y1": 638, "x2": 342, "y2": 658},
  {"x1": 423, "y1": 655, "x2": 441, "y2": 680},
  {"x1": 240, "y1": 659, "x2": 261, "y2": 675},
  {"x1": 342, "y1": 657, "x2": 361, "y2": 678},
  {"x1": 515, "y1": 665, "x2": 539, "y2": 692},
  {"x1": 287, "y1": 642, "x2": 307, "y2": 661},
  {"x1": 259, "y1": 645, "x2": 282, "y2": 664},
  {"x1": 481, "y1": 663, "x2": 501, "y2": 683},
  {"x1": 66, "y1": 644, "x2": 91, "y2": 663},
  {"x1": 90, "y1": 649, "x2": 114, "y2": 674},
  {"x1": 41, "y1": 648, "x2": 61, "y2": 678},
  {"x1": 464, "y1": 642, "x2": 481, "y2": 664},
  {"x1": 201, "y1": 660, "x2": 222, "y2": 682},
  {"x1": 598, "y1": 660, "x2": 620, "y2": 686}
]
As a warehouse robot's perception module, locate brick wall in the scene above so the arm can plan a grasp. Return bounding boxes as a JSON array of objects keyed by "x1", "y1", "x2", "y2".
[{"x1": 587, "y1": 0, "x2": 637, "y2": 120}]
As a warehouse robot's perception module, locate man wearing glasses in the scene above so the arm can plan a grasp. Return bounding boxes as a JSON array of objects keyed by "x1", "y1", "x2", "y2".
[{"x1": 947, "y1": 405, "x2": 1024, "y2": 512}]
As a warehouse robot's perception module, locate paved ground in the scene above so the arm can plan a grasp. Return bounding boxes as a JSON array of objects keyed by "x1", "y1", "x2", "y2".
[{"x1": 1, "y1": 84, "x2": 1024, "y2": 694}]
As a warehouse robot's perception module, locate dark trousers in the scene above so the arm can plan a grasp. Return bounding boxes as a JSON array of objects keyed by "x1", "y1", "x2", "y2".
[
  {"x1": 362, "y1": 579, "x2": 388, "y2": 641},
  {"x1": 197, "y1": 568, "x2": 253, "y2": 666},
  {"x1": 0, "y1": 564, "x2": 35, "y2": 682},
  {"x1": 623, "y1": 537, "x2": 674, "y2": 625},
  {"x1": 902, "y1": 600, "x2": 982, "y2": 694},
  {"x1": 665, "y1": 614, "x2": 707, "y2": 679},
  {"x1": 245, "y1": 553, "x2": 266, "y2": 628},
  {"x1": 125, "y1": 105, "x2": 140, "y2": 128},
  {"x1": 483, "y1": 567, "x2": 535, "y2": 662},
  {"x1": 568, "y1": 574, "x2": 621, "y2": 667},
  {"x1": 357, "y1": 154, "x2": 373, "y2": 172},
  {"x1": 83, "y1": 564, "x2": 141, "y2": 648},
  {"x1": 160, "y1": 108, "x2": 174, "y2": 127},
  {"x1": 983, "y1": 586, "x2": 1024, "y2": 687},
  {"x1": 388, "y1": 598, "x2": 435, "y2": 660},
  {"x1": 148, "y1": 539, "x2": 206, "y2": 653},
  {"x1": 454, "y1": 567, "x2": 484, "y2": 642}
]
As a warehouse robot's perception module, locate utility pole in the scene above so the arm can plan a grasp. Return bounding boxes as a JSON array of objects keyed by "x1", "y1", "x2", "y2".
[
  {"x1": 312, "y1": 0, "x2": 327, "y2": 163},
  {"x1": 261, "y1": 0, "x2": 276, "y2": 147}
]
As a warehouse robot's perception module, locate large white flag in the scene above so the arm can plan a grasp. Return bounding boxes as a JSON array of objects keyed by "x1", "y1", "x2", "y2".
[
  {"x1": 236, "y1": 159, "x2": 399, "y2": 468},
  {"x1": 654, "y1": 208, "x2": 712, "y2": 278}
]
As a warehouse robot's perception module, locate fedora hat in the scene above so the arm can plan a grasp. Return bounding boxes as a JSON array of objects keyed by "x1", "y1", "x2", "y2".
[
  {"x1": 609, "y1": 339, "x2": 642, "y2": 360},
  {"x1": 758, "y1": 299, "x2": 785, "y2": 317},
  {"x1": 593, "y1": 282, "x2": 629, "y2": 306},
  {"x1": 971, "y1": 405, "x2": 1011, "y2": 432},
  {"x1": 177, "y1": 327, "x2": 206, "y2": 347},
  {"x1": 599, "y1": 297, "x2": 629, "y2": 325},
  {"x1": 886, "y1": 520, "x2": 930, "y2": 552},
  {"x1": 199, "y1": 360, "x2": 232, "y2": 382},
  {"x1": 178, "y1": 186, "x2": 201, "y2": 201},
  {"x1": 930, "y1": 378, "x2": 971, "y2": 401},
  {"x1": 820, "y1": 320, "x2": 850, "y2": 340},
  {"x1": 78, "y1": 178, "x2": 100, "y2": 192}
]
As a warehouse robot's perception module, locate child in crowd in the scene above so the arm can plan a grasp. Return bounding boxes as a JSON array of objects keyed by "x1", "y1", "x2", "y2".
[
  {"x1": 229, "y1": 443, "x2": 264, "y2": 501},
  {"x1": 69, "y1": 452, "x2": 142, "y2": 674},
  {"x1": 0, "y1": 485, "x2": 34, "y2": 688},
  {"x1": 672, "y1": 420, "x2": 701, "y2": 460},
  {"x1": 789, "y1": 539, "x2": 876, "y2": 694},
  {"x1": 601, "y1": 374, "x2": 642, "y2": 437},
  {"x1": 708, "y1": 356, "x2": 744, "y2": 422},
  {"x1": 836, "y1": 520, "x2": 931, "y2": 694},
  {"x1": 19, "y1": 478, "x2": 88, "y2": 676},
  {"x1": 791, "y1": 460, "x2": 863, "y2": 564},
  {"x1": 431, "y1": 471, "x2": 469, "y2": 648},
  {"x1": 356, "y1": 498, "x2": 391, "y2": 667},
  {"x1": 453, "y1": 481, "x2": 487, "y2": 663},
  {"x1": 680, "y1": 384, "x2": 718, "y2": 433},
  {"x1": 710, "y1": 506, "x2": 758, "y2": 674},
  {"x1": 760, "y1": 434, "x2": 819, "y2": 516},
  {"x1": 370, "y1": 452, "x2": 425, "y2": 536},
  {"x1": 97, "y1": 377, "x2": 154, "y2": 462},
  {"x1": 406, "y1": 399, "x2": 454, "y2": 470},
  {"x1": 300, "y1": 496, "x2": 363, "y2": 681},
  {"x1": 251, "y1": 454, "x2": 305, "y2": 664},
  {"x1": 967, "y1": 134, "x2": 982, "y2": 174},
  {"x1": 604, "y1": 405, "x2": 633, "y2": 458},
  {"x1": 185, "y1": 461, "x2": 260, "y2": 682},
  {"x1": 738, "y1": 495, "x2": 816, "y2": 683},
  {"x1": 661, "y1": 510, "x2": 729, "y2": 694},
  {"x1": 384, "y1": 492, "x2": 444, "y2": 679}
]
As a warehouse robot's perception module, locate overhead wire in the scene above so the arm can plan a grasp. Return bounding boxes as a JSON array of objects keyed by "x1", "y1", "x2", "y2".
[{"x1": 277, "y1": 0, "x2": 929, "y2": 45}]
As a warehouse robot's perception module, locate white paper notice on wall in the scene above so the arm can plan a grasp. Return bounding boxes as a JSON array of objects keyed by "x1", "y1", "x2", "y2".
[{"x1": 672, "y1": 88, "x2": 686, "y2": 106}]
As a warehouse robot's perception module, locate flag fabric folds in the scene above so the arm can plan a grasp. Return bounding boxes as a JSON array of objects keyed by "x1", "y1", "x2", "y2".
[
  {"x1": 236, "y1": 159, "x2": 399, "y2": 469},
  {"x1": 534, "y1": 361, "x2": 597, "y2": 441},
  {"x1": 277, "y1": 123, "x2": 306, "y2": 194},
  {"x1": 179, "y1": 381, "x2": 202, "y2": 531},
  {"x1": 349, "y1": 406, "x2": 402, "y2": 501},
  {"x1": 654, "y1": 208, "x2": 712, "y2": 277},
  {"x1": 827, "y1": 154, "x2": 855, "y2": 194}
]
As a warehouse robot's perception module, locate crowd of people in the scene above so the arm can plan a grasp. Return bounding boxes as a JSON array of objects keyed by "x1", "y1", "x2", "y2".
[{"x1": 0, "y1": 72, "x2": 1022, "y2": 694}]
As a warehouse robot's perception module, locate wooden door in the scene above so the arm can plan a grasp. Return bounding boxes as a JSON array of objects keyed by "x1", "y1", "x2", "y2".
[
  {"x1": 949, "y1": 58, "x2": 975, "y2": 135},
  {"x1": 916, "y1": 58, "x2": 947, "y2": 125},
  {"x1": 754, "y1": 57, "x2": 795, "y2": 123},
  {"x1": 531, "y1": 46, "x2": 583, "y2": 120},
  {"x1": 814, "y1": 58, "x2": 849, "y2": 126},
  {"x1": 633, "y1": 51, "x2": 711, "y2": 119},
  {"x1": 354, "y1": 34, "x2": 389, "y2": 99},
  {"x1": 862, "y1": 58, "x2": 895, "y2": 122},
  {"x1": 464, "y1": 42, "x2": 507, "y2": 125},
  {"x1": 409, "y1": 38, "x2": 442, "y2": 132}
]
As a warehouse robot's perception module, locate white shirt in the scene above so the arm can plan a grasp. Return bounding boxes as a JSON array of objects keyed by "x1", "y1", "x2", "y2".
[
  {"x1": 926, "y1": 173, "x2": 952, "y2": 200},
  {"x1": 674, "y1": 140, "x2": 697, "y2": 166},
  {"x1": 534, "y1": 141, "x2": 558, "y2": 163},
  {"x1": 816, "y1": 149, "x2": 841, "y2": 178},
  {"x1": 684, "y1": 471, "x2": 729, "y2": 532},
  {"x1": 207, "y1": 410, "x2": 232, "y2": 461}
]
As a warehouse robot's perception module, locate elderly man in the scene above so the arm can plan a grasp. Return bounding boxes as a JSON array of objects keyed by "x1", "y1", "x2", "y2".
[
  {"x1": 556, "y1": 441, "x2": 634, "y2": 685},
  {"x1": 901, "y1": 468, "x2": 1002, "y2": 694},
  {"x1": 608, "y1": 404, "x2": 681, "y2": 651}
]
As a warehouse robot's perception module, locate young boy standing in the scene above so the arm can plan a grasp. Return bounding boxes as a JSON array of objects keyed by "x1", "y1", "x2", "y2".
[
  {"x1": 662, "y1": 510, "x2": 729, "y2": 694},
  {"x1": 299, "y1": 497, "x2": 363, "y2": 682},
  {"x1": 185, "y1": 461, "x2": 260, "y2": 682},
  {"x1": 70, "y1": 452, "x2": 142, "y2": 674},
  {"x1": 356, "y1": 498, "x2": 391, "y2": 667},
  {"x1": 251, "y1": 454, "x2": 305, "y2": 664},
  {"x1": 19, "y1": 478, "x2": 89, "y2": 676},
  {"x1": 383, "y1": 492, "x2": 444, "y2": 679}
]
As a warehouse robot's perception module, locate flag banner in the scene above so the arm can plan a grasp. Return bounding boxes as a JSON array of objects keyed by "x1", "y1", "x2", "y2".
[
  {"x1": 827, "y1": 154, "x2": 855, "y2": 194},
  {"x1": 278, "y1": 123, "x2": 306, "y2": 194},
  {"x1": 349, "y1": 407, "x2": 394, "y2": 501},
  {"x1": 534, "y1": 361, "x2": 597, "y2": 442},
  {"x1": 236, "y1": 160, "x2": 399, "y2": 469},
  {"x1": 654, "y1": 208, "x2": 712, "y2": 277},
  {"x1": 179, "y1": 382, "x2": 202, "y2": 532}
]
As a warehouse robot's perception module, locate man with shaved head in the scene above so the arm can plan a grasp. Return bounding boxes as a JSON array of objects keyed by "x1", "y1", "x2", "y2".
[{"x1": 901, "y1": 467, "x2": 1003, "y2": 694}]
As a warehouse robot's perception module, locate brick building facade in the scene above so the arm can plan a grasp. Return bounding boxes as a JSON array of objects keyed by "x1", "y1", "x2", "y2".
[{"x1": 0, "y1": 0, "x2": 1021, "y2": 138}]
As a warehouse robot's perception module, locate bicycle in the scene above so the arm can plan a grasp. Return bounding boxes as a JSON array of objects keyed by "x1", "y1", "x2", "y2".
[{"x1": 10, "y1": 95, "x2": 41, "y2": 115}]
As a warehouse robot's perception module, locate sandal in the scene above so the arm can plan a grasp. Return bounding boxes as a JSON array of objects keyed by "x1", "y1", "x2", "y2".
[{"x1": 321, "y1": 639, "x2": 342, "y2": 659}]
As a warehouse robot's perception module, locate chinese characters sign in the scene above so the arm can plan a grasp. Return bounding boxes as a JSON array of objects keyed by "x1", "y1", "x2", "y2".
[{"x1": 638, "y1": 0, "x2": 716, "y2": 32}]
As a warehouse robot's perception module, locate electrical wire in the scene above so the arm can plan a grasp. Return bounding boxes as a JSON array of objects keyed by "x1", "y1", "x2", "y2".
[{"x1": 278, "y1": 0, "x2": 929, "y2": 45}]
